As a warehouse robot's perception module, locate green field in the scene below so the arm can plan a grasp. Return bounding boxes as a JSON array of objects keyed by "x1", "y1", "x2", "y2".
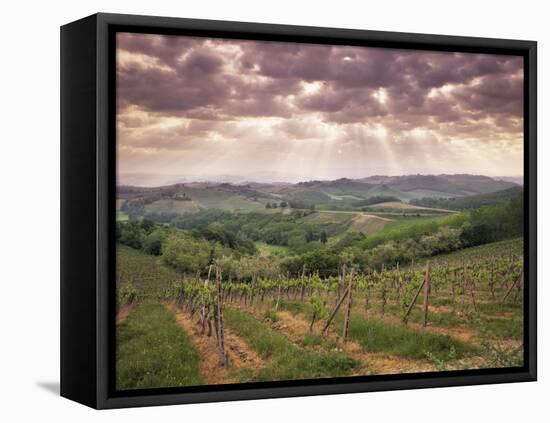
[
  {"x1": 117, "y1": 304, "x2": 202, "y2": 390},
  {"x1": 117, "y1": 245, "x2": 180, "y2": 299},
  {"x1": 115, "y1": 188, "x2": 525, "y2": 389},
  {"x1": 224, "y1": 307, "x2": 359, "y2": 381},
  {"x1": 116, "y1": 211, "x2": 129, "y2": 221}
]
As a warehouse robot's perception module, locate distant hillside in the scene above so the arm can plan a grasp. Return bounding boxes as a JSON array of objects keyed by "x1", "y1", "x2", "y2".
[
  {"x1": 273, "y1": 174, "x2": 518, "y2": 204},
  {"x1": 352, "y1": 195, "x2": 401, "y2": 207},
  {"x1": 117, "y1": 174, "x2": 520, "y2": 217},
  {"x1": 493, "y1": 176, "x2": 523, "y2": 185},
  {"x1": 409, "y1": 186, "x2": 523, "y2": 210},
  {"x1": 117, "y1": 183, "x2": 277, "y2": 218},
  {"x1": 358, "y1": 174, "x2": 518, "y2": 197}
]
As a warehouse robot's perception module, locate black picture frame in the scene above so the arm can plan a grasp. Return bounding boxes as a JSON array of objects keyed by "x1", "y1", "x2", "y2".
[{"x1": 60, "y1": 12, "x2": 537, "y2": 409}]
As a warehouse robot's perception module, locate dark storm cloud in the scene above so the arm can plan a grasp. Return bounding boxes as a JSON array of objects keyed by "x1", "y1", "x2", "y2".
[
  {"x1": 117, "y1": 32, "x2": 199, "y2": 66},
  {"x1": 117, "y1": 49, "x2": 229, "y2": 113},
  {"x1": 116, "y1": 33, "x2": 524, "y2": 181},
  {"x1": 117, "y1": 33, "x2": 523, "y2": 128}
]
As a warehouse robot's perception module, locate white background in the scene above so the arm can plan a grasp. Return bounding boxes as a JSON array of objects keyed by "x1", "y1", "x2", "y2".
[{"x1": 0, "y1": 0, "x2": 547, "y2": 421}]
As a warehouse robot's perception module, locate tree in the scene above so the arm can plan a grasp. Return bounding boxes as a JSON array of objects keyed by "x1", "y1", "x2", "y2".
[
  {"x1": 118, "y1": 221, "x2": 144, "y2": 249},
  {"x1": 320, "y1": 231, "x2": 328, "y2": 244},
  {"x1": 140, "y1": 218, "x2": 155, "y2": 234},
  {"x1": 162, "y1": 235, "x2": 214, "y2": 274},
  {"x1": 142, "y1": 228, "x2": 167, "y2": 256},
  {"x1": 265, "y1": 202, "x2": 272, "y2": 209},
  {"x1": 280, "y1": 201, "x2": 288, "y2": 208}
]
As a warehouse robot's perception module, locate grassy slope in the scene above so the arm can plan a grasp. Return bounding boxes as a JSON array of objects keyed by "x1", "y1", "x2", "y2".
[
  {"x1": 347, "y1": 214, "x2": 390, "y2": 235},
  {"x1": 380, "y1": 214, "x2": 450, "y2": 231},
  {"x1": 117, "y1": 245, "x2": 180, "y2": 298},
  {"x1": 224, "y1": 307, "x2": 359, "y2": 381},
  {"x1": 277, "y1": 300, "x2": 474, "y2": 360},
  {"x1": 416, "y1": 237, "x2": 523, "y2": 267},
  {"x1": 367, "y1": 201, "x2": 454, "y2": 213},
  {"x1": 116, "y1": 211, "x2": 129, "y2": 221},
  {"x1": 411, "y1": 186, "x2": 523, "y2": 211},
  {"x1": 256, "y1": 241, "x2": 289, "y2": 257},
  {"x1": 116, "y1": 304, "x2": 203, "y2": 390},
  {"x1": 145, "y1": 199, "x2": 202, "y2": 214}
]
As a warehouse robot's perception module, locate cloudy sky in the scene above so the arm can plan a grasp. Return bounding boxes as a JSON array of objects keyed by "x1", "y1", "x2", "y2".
[{"x1": 116, "y1": 32, "x2": 524, "y2": 186}]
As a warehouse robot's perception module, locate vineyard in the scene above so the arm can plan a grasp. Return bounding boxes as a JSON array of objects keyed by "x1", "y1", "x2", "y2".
[{"x1": 116, "y1": 238, "x2": 524, "y2": 390}]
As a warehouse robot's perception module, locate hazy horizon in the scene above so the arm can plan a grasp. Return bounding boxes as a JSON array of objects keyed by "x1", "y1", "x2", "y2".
[
  {"x1": 117, "y1": 171, "x2": 523, "y2": 188},
  {"x1": 117, "y1": 33, "x2": 524, "y2": 187}
]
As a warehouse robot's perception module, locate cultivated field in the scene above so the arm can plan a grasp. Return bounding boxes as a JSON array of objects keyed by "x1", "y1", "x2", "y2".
[{"x1": 116, "y1": 237, "x2": 524, "y2": 389}]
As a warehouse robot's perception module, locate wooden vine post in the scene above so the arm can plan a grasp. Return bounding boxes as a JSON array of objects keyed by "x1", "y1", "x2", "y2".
[
  {"x1": 275, "y1": 277, "x2": 282, "y2": 311},
  {"x1": 463, "y1": 261, "x2": 478, "y2": 312},
  {"x1": 321, "y1": 288, "x2": 348, "y2": 336},
  {"x1": 322, "y1": 266, "x2": 350, "y2": 337},
  {"x1": 300, "y1": 264, "x2": 306, "y2": 301},
  {"x1": 422, "y1": 261, "x2": 430, "y2": 327},
  {"x1": 336, "y1": 267, "x2": 343, "y2": 306},
  {"x1": 248, "y1": 272, "x2": 257, "y2": 306},
  {"x1": 342, "y1": 266, "x2": 355, "y2": 341},
  {"x1": 200, "y1": 264, "x2": 213, "y2": 335},
  {"x1": 402, "y1": 263, "x2": 428, "y2": 325},
  {"x1": 503, "y1": 262, "x2": 524, "y2": 302},
  {"x1": 214, "y1": 267, "x2": 227, "y2": 366},
  {"x1": 395, "y1": 262, "x2": 401, "y2": 304}
]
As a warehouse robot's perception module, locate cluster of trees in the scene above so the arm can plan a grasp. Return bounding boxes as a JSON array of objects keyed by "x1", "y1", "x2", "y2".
[
  {"x1": 264, "y1": 200, "x2": 316, "y2": 210},
  {"x1": 117, "y1": 219, "x2": 256, "y2": 270},
  {"x1": 351, "y1": 195, "x2": 401, "y2": 207},
  {"x1": 120, "y1": 194, "x2": 162, "y2": 219},
  {"x1": 117, "y1": 193, "x2": 524, "y2": 279},
  {"x1": 189, "y1": 225, "x2": 257, "y2": 256},
  {"x1": 265, "y1": 201, "x2": 288, "y2": 208},
  {"x1": 117, "y1": 219, "x2": 168, "y2": 255},
  {"x1": 410, "y1": 186, "x2": 523, "y2": 211},
  {"x1": 342, "y1": 193, "x2": 524, "y2": 270},
  {"x1": 169, "y1": 209, "x2": 328, "y2": 254}
]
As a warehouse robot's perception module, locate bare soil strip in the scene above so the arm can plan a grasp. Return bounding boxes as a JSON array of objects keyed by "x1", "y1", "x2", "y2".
[
  {"x1": 167, "y1": 304, "x2": 265, "y2": 384},
  {"x1": 231, "y1": 302, "x2": 434, "y2": 376},
  {"x1": 274, "y1": 310, "x2": 434, "y2": 376},
  {"x1": 116, "y1": 303, "x2": 137, "y2": 324},
  {"x1": 357, "y1": 306, "x2": 479, "y2": 346}
]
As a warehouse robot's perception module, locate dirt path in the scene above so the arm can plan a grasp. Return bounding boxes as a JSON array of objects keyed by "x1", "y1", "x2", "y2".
[
  {"x1": 274, "y1": 310, "x2": 434, "y2": 376},
  {"x1": 230, "y1": 301, "x2": 434, "y2": 376},
  {"x1": 167, "y1": 304, "x2": 265, "y2": 385},
  {"x1": 116, "y1": 303, "x2": 137, "y2": 324},
  {"x1": 355, "y1": 305, "x2": 479, "y2": 346}
]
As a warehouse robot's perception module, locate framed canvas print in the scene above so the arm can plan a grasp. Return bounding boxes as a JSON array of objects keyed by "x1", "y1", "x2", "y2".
[{"x1": 60, "y1": 13, "x2": 537, "y2": 409}]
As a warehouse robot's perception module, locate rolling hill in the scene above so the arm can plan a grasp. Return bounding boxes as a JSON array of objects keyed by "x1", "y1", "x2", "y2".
[
  {"x1": 117, "y1": 174, "x2": 519, "y2": 216},
  {"x1": 409, "y1": 186, "x2": 524, "y2": 210}
]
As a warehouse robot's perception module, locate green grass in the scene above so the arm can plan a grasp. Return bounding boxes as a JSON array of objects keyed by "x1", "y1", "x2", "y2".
[
  {"x1": 381, "y1": 214, "x2": 449, "y2": 231},
  {"x1": 116, "y1": 211, "x2": 129, "y2": 221},
  {"x1": 277, "y1": 299, "x2": 309, "y2": 316},
  {"x1": 263, "y1": 308, "x2": 279, "y2": 322},
  {"x1": 477, "y1": 301, "x2": 523, "y2": 317},
  {"x1": 116, "y1": 304, "x2": 203, "y2": 390},
  {"x1": 301, "y1": 333, "x2": 338, "y2": 349},
  {"x1": 477, "y1": 316, "x2": 524, "y2": 340},
  {"x1": 298, "y1": 211, "x2": 354, "y2": 225},
  {"x1": 117, "y1": 244, "x2": 180, "y2": 298},
  {"x1": 407, "y1": 309, "x2": 464, "y2": 328},
  {"x1": 414, "y1": 237, "x2": 524, "y2": 268},
  {"x1": 223, "y1": 307, "x2": 359, "y2": 381},
  {"x1": 337, "y1": 313, "x2": 475, "y2": 360},
  {"x1": 277, "y1": 300, "x2": 474, "y2": 360},
  {"x1": 256, "y1": 242, "x2": 289, "y2": 257}
]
